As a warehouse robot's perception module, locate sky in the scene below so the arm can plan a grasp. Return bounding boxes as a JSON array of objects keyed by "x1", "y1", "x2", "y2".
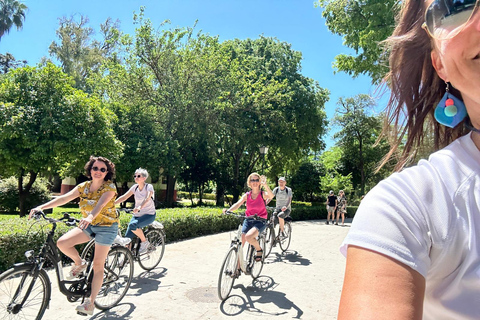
[{"x1": 1, "y1": 0, "x2": 384, "y2": 150}]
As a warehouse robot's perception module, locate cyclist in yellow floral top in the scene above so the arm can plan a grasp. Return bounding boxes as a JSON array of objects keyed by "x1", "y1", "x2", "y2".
[{"x1": 29, "y1": 156, "x2": 118, "y2": 316}]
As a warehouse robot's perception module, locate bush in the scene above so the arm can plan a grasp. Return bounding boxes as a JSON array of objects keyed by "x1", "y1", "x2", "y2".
[{"x1": 0, "y1": 176, "x2": 51, "y2": 214}]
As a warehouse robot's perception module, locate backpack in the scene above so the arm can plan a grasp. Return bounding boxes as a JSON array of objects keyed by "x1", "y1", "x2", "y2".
[{"x1": 274, "y1": 187, "x2": 290, "y2": 197}]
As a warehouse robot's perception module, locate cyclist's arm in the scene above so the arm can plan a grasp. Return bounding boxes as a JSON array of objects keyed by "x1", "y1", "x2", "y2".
[
  {"x1": 115, "y1": 189, "x2": 134, "y2": 205},
  {"x1": 85, "y1": 191, "x2": 116, "y2": 221},
  {"x1": 30, "y1": 187, "x2": 80, "y2": 218},
  {"x1": 262, "y1": 183, "x2": 274, "y2": 201},
  {"x1": 225, "y1": 194, "x2": 247, "y2": 212},
  {"x1": 338, "y1": 245, "x2": 425, "y2": 320}
]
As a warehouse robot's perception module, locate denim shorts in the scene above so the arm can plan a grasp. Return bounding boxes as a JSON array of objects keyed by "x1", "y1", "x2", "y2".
[
  {"x1": 276, "y1": 208, "x2": 291, "y2": 219},
  {"x1": 82, "y1": 222, "x2": 118, "y2": 246},
  {"x1": 242, "y1": 218, "x2": 266, "y2": 234},
  {"x1": 125, "y1": 214, "x2": 156, "y2": 238}
]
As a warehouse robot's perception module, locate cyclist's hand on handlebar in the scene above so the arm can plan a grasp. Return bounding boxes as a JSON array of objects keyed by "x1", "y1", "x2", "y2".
[
  {"x1": 133, "y1": 206, "x2": 141, "y2": 214},
  {"x1": 281, "y1": 206, "x2": 287, "y2": 212},
  {"x1": 29, "y1": 207, "x2": 42, "y2": 220},
  {"x1": 222, "y1": 208, "x2": 227, "y2": 214}
]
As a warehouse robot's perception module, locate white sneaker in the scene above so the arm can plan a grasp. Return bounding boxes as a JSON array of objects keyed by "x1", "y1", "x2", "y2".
[
  {"x1": 66, "y1": 260, "x2": 87, "y2": 280},
  {"x1": 139, "y1": 240, "x2": 150, "y2": 254},
  {"x1": 114, "y1": 235, "x2": 132, "y2": 246},
  {"x1": 76, "y1": 299, "x2": 95, "y2": 315}
]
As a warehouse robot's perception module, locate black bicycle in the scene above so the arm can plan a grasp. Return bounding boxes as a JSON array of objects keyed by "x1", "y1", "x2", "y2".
[
  {"x1": 264, "y1": 206, "x2": 292, "y2": 258},
  {"x1": 0, "y1": 211, "x2": 134, "y2": 319},
  {"x1": 217, "y1": 212, "x2": 267, "y2": 301},
  {"x1": 81, "y1": 208, "x2": 165, "y2": 271}
]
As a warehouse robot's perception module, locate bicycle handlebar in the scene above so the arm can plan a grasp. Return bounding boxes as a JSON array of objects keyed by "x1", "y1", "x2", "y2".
[
  {"x1": 224, "y1": 211, "x2": 267, "y2": 221},
  {"x1": 31, "y1": 210, "x2": 80, "y2": 226},
  {"x1": 116, "y1": 208, "x2": 134, "y2": 214}
]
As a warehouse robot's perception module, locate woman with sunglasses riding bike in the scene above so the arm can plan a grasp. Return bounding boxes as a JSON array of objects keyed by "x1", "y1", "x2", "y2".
[
  {"x1": 115, "y1": 168, "x2": 156, "y2": 254},
  {"x1": 29, "y1": 156, "x2": 118, "y2": 316},
  {"x1": 338, "y1": 1, "x2": 480, "y2": 319},
  {"x1": 223, "y1": 173, "x2": 274, "y2": 262}
]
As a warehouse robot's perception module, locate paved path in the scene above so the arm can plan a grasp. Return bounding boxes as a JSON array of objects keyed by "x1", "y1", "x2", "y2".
[{"x1": 43, "y1": 219, "x2": 351, "y2": 319}]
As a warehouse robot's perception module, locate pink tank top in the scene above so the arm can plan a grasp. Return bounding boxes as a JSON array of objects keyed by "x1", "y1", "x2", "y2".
[{"x1": 245, "y1": 191, "x2": 267, "y2": 219}]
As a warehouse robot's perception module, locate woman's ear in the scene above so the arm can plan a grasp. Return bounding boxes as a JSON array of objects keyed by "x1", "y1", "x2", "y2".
[{"x1": 431, "y1": 50, "x2": 447, "y2": 82}]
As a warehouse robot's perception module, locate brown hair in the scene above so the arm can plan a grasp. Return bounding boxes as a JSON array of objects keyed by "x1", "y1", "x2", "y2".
[
  {"x1": 381, "y1": 0, "x2": 469, "y2": 170},
  {"x1": 84, "y1": 156, "x2": 116, "y2": 181}
]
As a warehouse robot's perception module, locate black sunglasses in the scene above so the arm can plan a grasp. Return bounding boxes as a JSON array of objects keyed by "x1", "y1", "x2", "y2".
[
  {"x1": 133, "y1": 175, "x2": 143, "y2": 178},
  {"x1": 92, "y1": 166, "x2": 107, "y2": 173},
  {"x1": 250, "y1": 179, "x2": 260, "y2": 182}
]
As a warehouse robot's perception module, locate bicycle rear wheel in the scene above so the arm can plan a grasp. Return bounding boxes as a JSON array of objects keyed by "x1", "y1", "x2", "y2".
[
  {"x1": 217, "y1": 246, "x2": 238, "y2": 301},
  {"x1": 279, "y1": 222, "x2": 292, "y2": 252},
  {"x1": 80, "y1": 239, "x2": 95, "y2": 262},
  {"x1": 0, "y1": 265, "x2": 51, "y2": 320},
  {"x1": 138, "y1": 229, "x2": 165, "y2": 271},
  {"x1": 94, "y1": 246, "x2": 134, "y2": 310},
  {"x1": 250, "y1": 236, "x2": 265, "y2": 279},
  {"x1": 264, "y1": 225, "x2": 274, "y2": 258}
]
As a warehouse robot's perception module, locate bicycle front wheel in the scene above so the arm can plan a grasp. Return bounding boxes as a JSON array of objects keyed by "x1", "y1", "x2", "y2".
[
  {"x1": 264, "y1": 226, "x2": 274, "y2": 258},
  {"x1": 0, "y1": 265, "x2": 51, "y2": 320},
  {"x1": 138, "y1": 229, "x2": 165, "y2": 271},
  {"x1": 217, "y1": 246, "x2": 238, "y2": 301},
  {"x1": 250, "y1": 236, "x2": 265, "y2": 279},
  {"x1": 279, "y1": 222, "x2": 292, "y2": 252},
  {"x1": 94, "y1": 246, "x2": 134, "y2": 310}
]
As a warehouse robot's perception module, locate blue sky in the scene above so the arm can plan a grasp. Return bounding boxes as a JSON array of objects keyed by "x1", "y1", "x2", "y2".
[{"x1": 2, "y1": 0, "x2": 383, "y2": 149}]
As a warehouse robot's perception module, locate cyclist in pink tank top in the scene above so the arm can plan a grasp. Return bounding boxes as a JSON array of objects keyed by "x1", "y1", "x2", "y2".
[{"x1": 223, "y1": 172, "x2": 274, "y2": 261}]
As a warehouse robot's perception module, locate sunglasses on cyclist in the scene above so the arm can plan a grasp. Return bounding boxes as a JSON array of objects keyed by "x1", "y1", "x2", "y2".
[
  {"x1": 133, "y1": 175, "x2": 143, "y2": 178},
  {"x1": 423, "y1": 0, "x2": 479, "y2": 40},
  {"x1": 250, "y1": 179, "x2": 260, "y2": 182},
  {"x1": 92, "y1": 166, "x2": 107, "y2": 173}
]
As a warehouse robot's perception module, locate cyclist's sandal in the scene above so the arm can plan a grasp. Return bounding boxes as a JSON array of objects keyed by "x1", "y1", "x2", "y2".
[
  {"x1": 76, "y1": 299, "x2": 95, "y2": 316},
  {"x1": 255, "y1": 249, "x2": 263, "y2": 262},
  {"x1": 67, "y1": 259, "x2": 87, "y2": 280}
]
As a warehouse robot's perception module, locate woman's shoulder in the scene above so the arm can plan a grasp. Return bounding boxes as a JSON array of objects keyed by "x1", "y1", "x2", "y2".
[{"x1": 102, "y1": 180, "x2": 117, "y2": 192}]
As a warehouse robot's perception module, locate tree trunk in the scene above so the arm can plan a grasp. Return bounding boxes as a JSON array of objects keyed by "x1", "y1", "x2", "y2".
[
  {"x1": 165, "y1": 175, "x2": 176, "y2": 207},
  {"x1": 215, "y1": 183, "x2": 225, "y2": 207},
  {"x1": 198, "y1": 184, "x2": 204, "y2": 206},
  {"x1": 18, "y1": 170, "x2": 38, "y2": 217}
]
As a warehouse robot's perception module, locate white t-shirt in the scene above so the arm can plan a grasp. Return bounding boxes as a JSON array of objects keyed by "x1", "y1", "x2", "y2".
[
  {"x1": 128, "y1": 183, "x2": 155, "y2": 217},
  {"x1": 273, "y1": 186, "x2": 292, "y2": 209},
  {"x1": 341, "y1": 132, "x2": 480, "y2": 319}
]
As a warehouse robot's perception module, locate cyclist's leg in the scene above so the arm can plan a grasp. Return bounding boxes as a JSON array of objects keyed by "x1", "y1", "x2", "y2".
[
  {"x1": 57, "y1": 227, "x2": 91, "y2": 265},
  {"x1": 277, "y1": 209, "x2": 290, "y2": 233},
  {"x1": 131, "y1": 214, "x2": 156, "y2": 242},
  {"x1": 245, "y1": 221, "x2": 266, "y2": 253}
]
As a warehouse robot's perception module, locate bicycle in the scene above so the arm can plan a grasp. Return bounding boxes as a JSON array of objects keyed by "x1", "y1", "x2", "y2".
[
  {"x1": 81, "y1": 208, "x2": 165, "y2": 271},
  {"x1": 0, "y1": 211, "x2": 134, "y2": 319},
  {"x1": 264, "y1": 206, "x2": 292, "y2": 258},
  {"x1": 217, "y1": 211, "x2": 267, "y2": 301}
]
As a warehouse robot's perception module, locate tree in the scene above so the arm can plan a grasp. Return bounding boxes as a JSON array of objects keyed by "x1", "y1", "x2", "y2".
[
  {"x1": 0, "y1": 0, "x2": 27, "y2": 40},
  {"x1": 49, "y1": 15, "x2": 122, "y2": 91},
  {"x1": 319, "y1": 146, "x2": 353, "y2": 197},
  {"x1": 290, "y1": 161, "x2": 323, "y2": 202},
  {"x1": 0, "y1": 63, "x2": 122, "y2": 216},
  {"x1": 316, "y1": 0, "x2": 400, "y2": 84},
  {"x1": 332, "y1": 94, "x2": 391, "y2": 195},
  {"x1": 0, "y1": 52, "x2": 26, "y2": 74}
]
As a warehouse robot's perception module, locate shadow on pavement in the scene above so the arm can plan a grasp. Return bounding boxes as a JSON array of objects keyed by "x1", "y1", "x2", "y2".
[
  {"x1": 265, "y1": 250, "x2": 311, "y2": 266},
  {"x1": 128, "y1": 267, "x2": 170, "y2": 296},
  {"x1": 89, "y1": 302, "x2": 136, "y2": 319},
  {"x1": 220, "y1": 276, "x2": 303, "y2": 318}
]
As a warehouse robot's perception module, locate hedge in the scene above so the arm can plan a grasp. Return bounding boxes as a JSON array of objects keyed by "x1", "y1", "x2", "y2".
[{"x1": 0, "y1": 205, "x2": 358, "y2": 272}]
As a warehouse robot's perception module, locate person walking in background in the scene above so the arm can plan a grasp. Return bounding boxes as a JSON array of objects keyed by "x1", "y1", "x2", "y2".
[
  {"x1": 326, "y1": 190, "x2": 337, "y2": 225},
  {"x1": 223, "y1": 173, "x2": 274, "y2": 262},
  {"x1": 335, "y1": 190, "x2": 347, "y2": 226},
  {"x1": 271, "y1": 177, "x2": 293, "y2": 238},
  {"x1": 115, "y1": 168, "x2": 156, "y2": 254},
  {"x1": 29, "y1": 156, "x2": 118, "y2": 316},
  {"x1": 339, "y1": 1, "x2": 480, "y2": 318}
]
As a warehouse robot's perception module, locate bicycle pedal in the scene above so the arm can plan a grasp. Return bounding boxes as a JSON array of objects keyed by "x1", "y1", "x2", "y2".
[{"x1": 77, "y1": 311, "x2": 88, "y2": 316}]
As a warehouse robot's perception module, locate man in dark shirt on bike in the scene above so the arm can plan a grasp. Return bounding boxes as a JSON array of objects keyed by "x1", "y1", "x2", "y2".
[{"x1": 271, "y1": 177, "x2": 292, "y2": 239}]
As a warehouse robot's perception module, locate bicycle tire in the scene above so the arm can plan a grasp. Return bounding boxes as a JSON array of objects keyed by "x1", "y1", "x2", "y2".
[
  {"x1": 138, "y1": 229, "x2": 165, "y2": 271},
  {"x1": 264, "y1": 225, "x2": 275, "y2": 258},
  {"x1": 94, "y1": 246, "x2": 134, "y2": 310},
  {"x1": 0, "y1": 265, "x2": 51, "y2": 320},
  {"x1": 250, "y1": 236, "x2": 265, "y2": 279},
  {"x1": 279, "y1": 222, "x2": 292, "y2": 252},
  {"x1": 217, "y1": 246, "x2": 238, "y2": 301},
  {"x1": 80, "y1": 239, "x2": 96, "y2": 262}
]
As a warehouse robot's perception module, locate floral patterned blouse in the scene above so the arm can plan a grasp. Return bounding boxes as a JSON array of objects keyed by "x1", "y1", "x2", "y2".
[{"x1": 78, "y1": 180, "x2": 118, "y2": 226}]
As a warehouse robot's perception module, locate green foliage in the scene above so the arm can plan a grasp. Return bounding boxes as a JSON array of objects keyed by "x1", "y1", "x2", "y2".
[
  {"x1": 316, "y1": 0, "x2": 400, "y2": 84},
  {"x1": 290, "y1": 161, "x2": 324, "y2": 202},
  {"x1": 320, "y1": 146, "x2": 353, "y2": 196},
  {"x1": 0, "y1": 0, "x2": 28, "y2": 40},
  {"x1": 0, "y1": 176, "x2": 50, "y2": 213}
]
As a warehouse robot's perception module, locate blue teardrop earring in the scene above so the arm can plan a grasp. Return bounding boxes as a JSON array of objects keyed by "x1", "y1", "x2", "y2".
[{"x1": 434, "y1": 82, "x2": 468, "y2": 128}]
